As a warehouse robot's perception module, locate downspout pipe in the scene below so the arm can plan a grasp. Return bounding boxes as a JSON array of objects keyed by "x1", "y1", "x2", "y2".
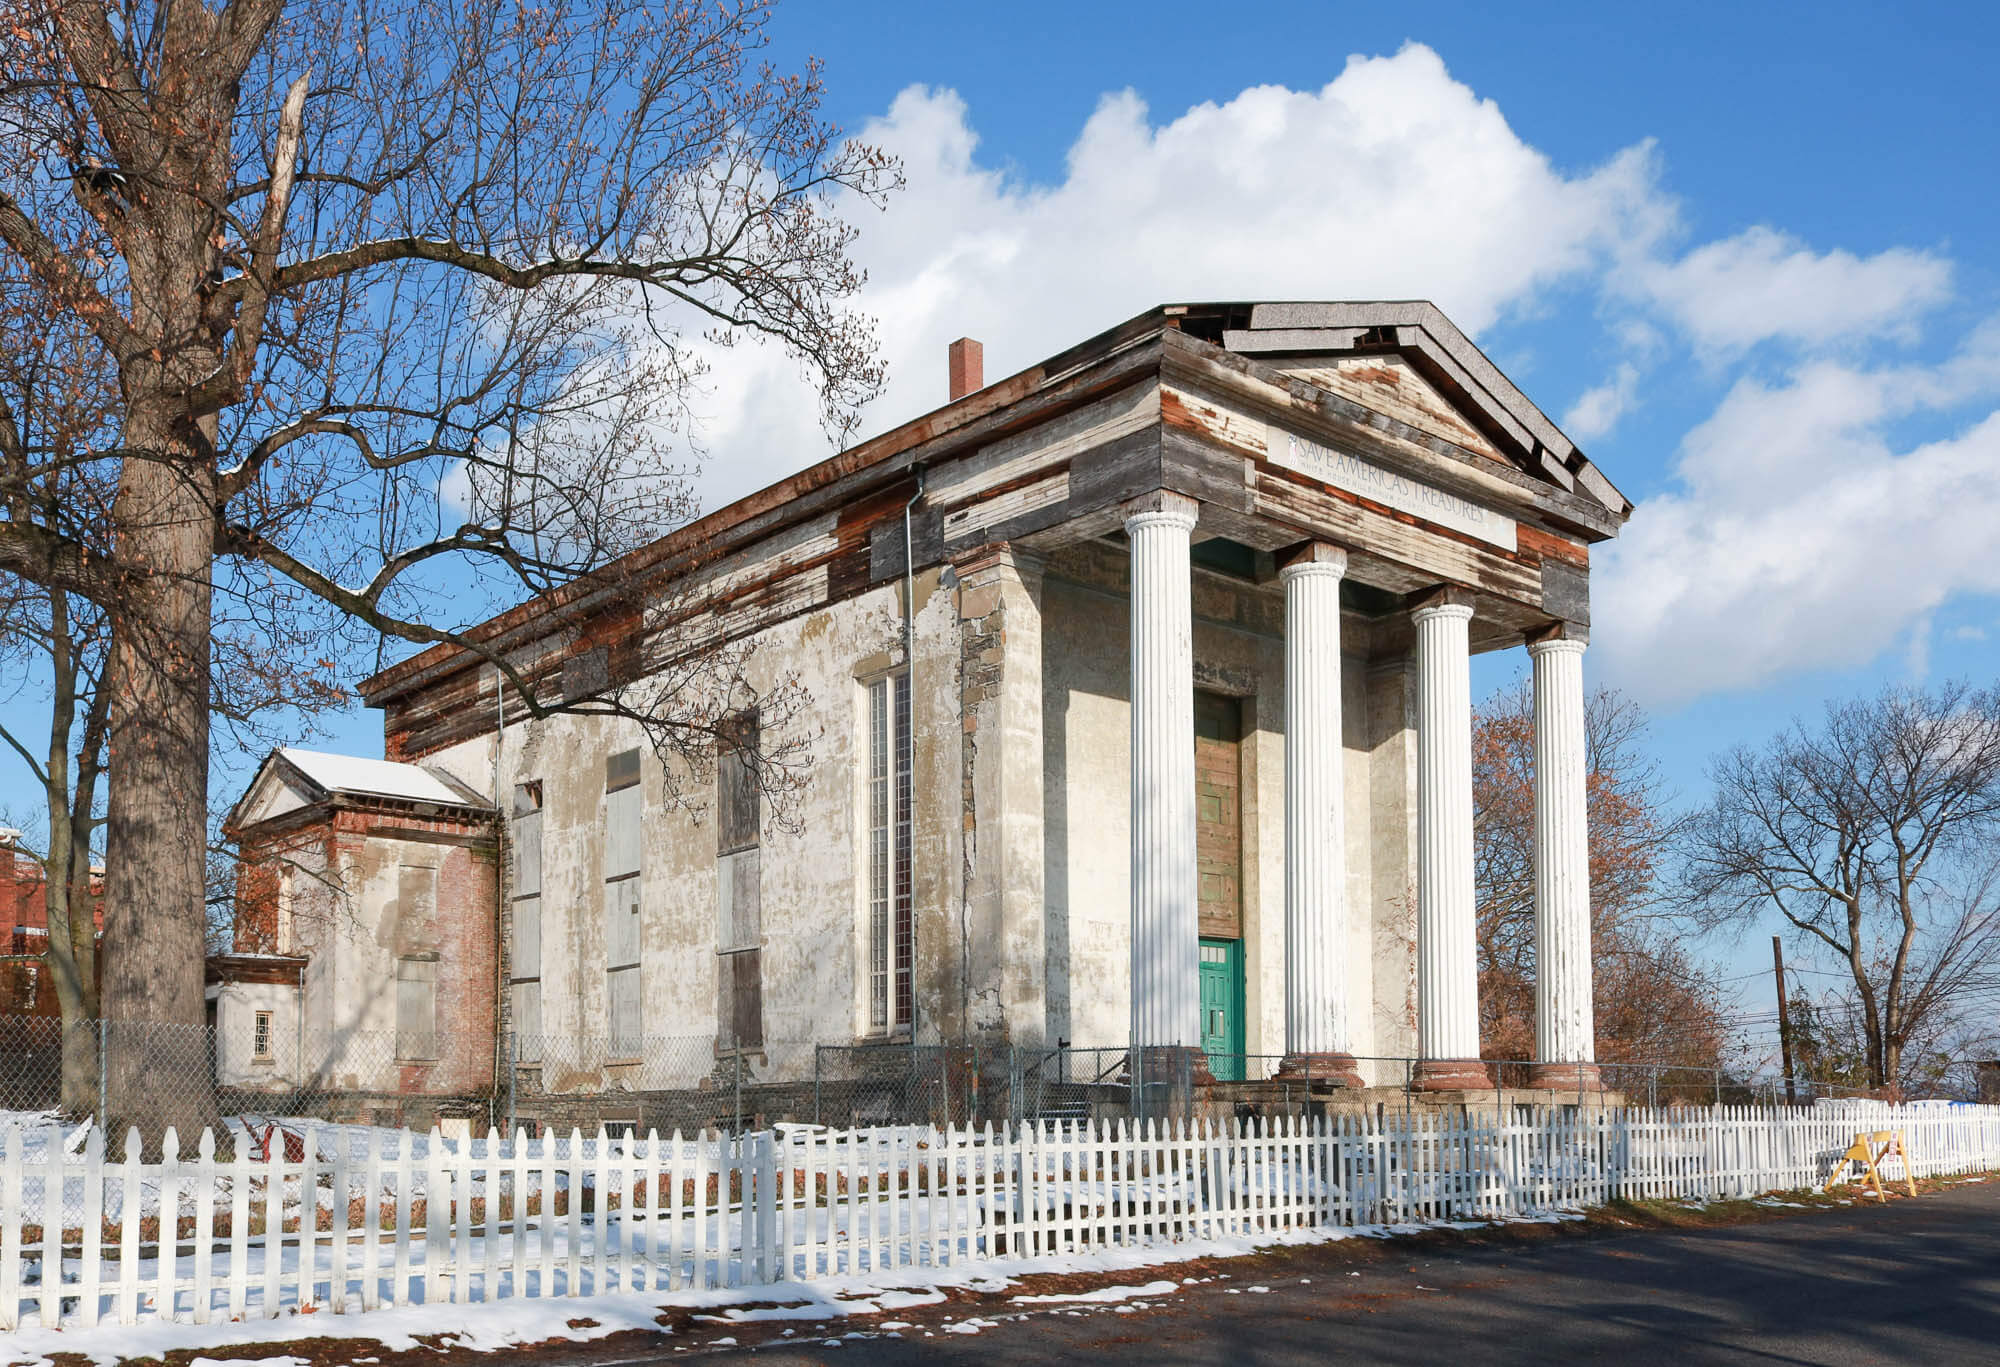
[
  {"x1": 492, "y1": 668, "x2": 507, "y2": 1129},
  {"x1": 903, "y1": 467, "x2": 926, "y2": 1043}
]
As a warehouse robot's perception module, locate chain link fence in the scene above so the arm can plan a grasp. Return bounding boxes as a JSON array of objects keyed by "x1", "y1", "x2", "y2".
[{"x1": 0, "y1": 1014, "x2": 1950, "y2": 1142}]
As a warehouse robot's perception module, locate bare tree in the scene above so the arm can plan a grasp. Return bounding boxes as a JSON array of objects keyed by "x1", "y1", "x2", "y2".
[
  {"x1": 1474, "y1": 682, "x2": 1732, "y2": 1073},
  {"x1": 0, "y1": 0, "x2": 893, "y2": 1131},
  {"x1": 0, "y1": 270, "x2": 355, "y2": 1114},
  {"x1": 1675, "y1": 682, "x2": 2000, "y2": 1091},
  {"x1": 0, "y1": 273, "x2": 117, "y2": 1113}
]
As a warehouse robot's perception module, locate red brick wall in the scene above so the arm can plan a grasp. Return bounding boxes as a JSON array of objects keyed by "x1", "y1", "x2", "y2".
[
  {"x1": 330, "y1": 807, "x2": 501, "y2": 1094},
  {"x1": 233, "y1": 804, "x2": 498, "y2": 1096},
  {"x1": 0, "y1": 847, "x2": 105, "y2": 1016}
]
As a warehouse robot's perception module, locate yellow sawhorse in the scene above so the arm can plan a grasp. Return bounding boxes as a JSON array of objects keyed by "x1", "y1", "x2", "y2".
[{"x1": 1823, "y1": 1130, "x2": 1917, "y2": 1200}]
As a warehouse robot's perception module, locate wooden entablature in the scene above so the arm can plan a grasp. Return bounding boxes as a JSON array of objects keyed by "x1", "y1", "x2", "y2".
[{"x1": 361, "y1": 301, "x2": 1631, "y2": 759}]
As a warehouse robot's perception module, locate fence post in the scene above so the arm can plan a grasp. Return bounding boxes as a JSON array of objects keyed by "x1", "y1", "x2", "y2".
[
  {"x1": 97, "y1": 1019, "x2": 108, "y2": 1130},
  {"x1": 506, "y1": 1033, "x2": 519, "y2": 1137},
  {"x1": 813, "y1": 1046, "x2": 822, "y2": 1127},
  {"x1": 733, "y1": 1049, "x2": 744, "y2": 1135}
]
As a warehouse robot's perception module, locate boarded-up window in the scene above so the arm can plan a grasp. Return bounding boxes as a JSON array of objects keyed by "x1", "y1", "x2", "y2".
[
  {"x1": 515, "y1": 896, "x2": 542, "y2": 980},
  {"x1": 718, "y1": 849, "x2": 760, "y2": 952},
  {"x1": 604, "y1": 750, "x2": 644, "y2": 1057},
  {"x1": 866, "y1": 674, "x2": 914, "y2": 1034},
  {"x1": 717, "y1": 715, "x2": 759, "y2": 855},
  {"x1": 719, "y1": 952, "x2": 762, "y2": 1053},
  {"x1": 606, "y1": 785, "x2": 642, "y2": 879},
  {"x1": 394, "y1": 864, "x2": 438, "y2": 954},
  {"x1": 511, "y1": 782, "x2": 544, "y2": 1063},
  {"x1": 606, "y1": 876, "x2": 642, "y2": 970},
  {"x1": 607, "y1": 966, "x2": 643, "y2": 1057},
  {"x1": 513, "y1": 782, "x2": 543, "y2": 894},
  {"x1": 606, "y1": 747, "x2": 641, "y2": 792},
  {"x1": 716, "y1": 713, "x2": 762, "y2": 1052},
  {"x1": 396, "y1": 958, "x2": 438, "y2": 1060},
  {"x1": 511, "y1": 980, "x2": 543, "y2": 1042}
]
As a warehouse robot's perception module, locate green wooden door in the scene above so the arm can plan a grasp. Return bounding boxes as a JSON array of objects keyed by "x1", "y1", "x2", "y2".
[{"x1": 1198, "y1": 937, "x2": 1245, "y2": 1081}]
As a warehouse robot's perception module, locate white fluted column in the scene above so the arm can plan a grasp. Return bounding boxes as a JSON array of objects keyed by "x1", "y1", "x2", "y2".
[
  {"x1": 1413, "y1": 596, "x2": 1491, "y2": 1090},
  {"x1": 1127, "y1": 496, "x2": 1200, "y2": 1051},
  {"x1": 1278, "y1": 545, "x2": 1362, "y2": 1084},
  {"x1": 1530, "y1": 635, "x2": 1601, "y2": 1089}
]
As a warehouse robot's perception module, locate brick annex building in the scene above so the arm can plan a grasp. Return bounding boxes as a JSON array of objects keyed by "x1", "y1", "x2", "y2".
[
  {"x1": 219, "y1": 301, "x2": 1633, "y2": 1126},
  {"x1": 0, "y1": 837, "x2": 102, "y2": 1017}
]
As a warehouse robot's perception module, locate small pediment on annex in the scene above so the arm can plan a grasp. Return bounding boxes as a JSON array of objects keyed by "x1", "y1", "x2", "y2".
[
  {"x1": 1208, "y1": 301, "x2": 1631, "y2": 523},
  {"x1": 226, "y1": 746, "x2": 492, "y2": 835},
  {"x1": 229, "y1": 759, "x2": 323, "y2": 832}
]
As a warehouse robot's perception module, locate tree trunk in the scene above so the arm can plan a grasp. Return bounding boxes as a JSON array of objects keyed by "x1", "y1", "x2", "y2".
[
  {"x1": 41, "y1": 587, "x2": 102, "y2": 1117},
  {"x1": 99, "y1": 415, "x2": 217, "y2": 1141}
]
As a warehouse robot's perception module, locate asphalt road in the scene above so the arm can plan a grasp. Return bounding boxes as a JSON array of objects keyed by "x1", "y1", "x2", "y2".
[{"x1": 573, "y1": 1178, "x2": 2000, "y2": 1367}]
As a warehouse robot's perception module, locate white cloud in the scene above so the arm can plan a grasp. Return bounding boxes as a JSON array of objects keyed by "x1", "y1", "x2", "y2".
[
  {"x1": 682, "y1": 44, "x2": 1668, "y2": 511},
  {"x1": 652, "y1": 44, "x2": 2000, "y2": 715},
  {"x1": 1595, "y1": 328, "x2": 2000, "y2": 704},
  {"x1": 1628, "y1": 225, "x2": 1952, "y2": 354},
  {"x1": 1563, "y1": 362, "x2": 1640, "y2": 441},
  {"x1": 1907, "y1": 614, "x2": 1935, "y2": 682}
]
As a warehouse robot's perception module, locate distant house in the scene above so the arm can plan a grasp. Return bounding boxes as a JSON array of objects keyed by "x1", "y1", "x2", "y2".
[
  {"x1": 0, "y1": 836, "x2": 102, "y2": 1017},
  {"x1": 230, "y1": 300, "x2": 1633, "y2": 1126},
  {"x1": 215, "y1": 748, "x2": 496, "y2": 1122}
]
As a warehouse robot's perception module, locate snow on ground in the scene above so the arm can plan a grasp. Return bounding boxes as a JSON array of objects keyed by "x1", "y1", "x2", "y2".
[
  {"x1": 0, "y1": 1217, "x2": 1468, "y2": 1367},
  {"x1": 1010, "y1": 1279, "x2": 1179, "y2": 1305}
]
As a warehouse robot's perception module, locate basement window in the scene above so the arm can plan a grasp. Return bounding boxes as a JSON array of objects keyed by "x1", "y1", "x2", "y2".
[{"x1": 253, "y1": 1010, "x2": 274, "y2": 1061}]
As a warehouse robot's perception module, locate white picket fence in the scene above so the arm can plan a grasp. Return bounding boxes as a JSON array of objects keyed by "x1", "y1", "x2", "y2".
[{"x1": 4, "y1": 1102, "x2": 1998, "y2": 1333}]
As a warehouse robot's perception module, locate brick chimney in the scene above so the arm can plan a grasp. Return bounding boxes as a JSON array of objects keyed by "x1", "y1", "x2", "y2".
[{"x1": 947, "y1": 337, "x2": 984, "y2": 401}]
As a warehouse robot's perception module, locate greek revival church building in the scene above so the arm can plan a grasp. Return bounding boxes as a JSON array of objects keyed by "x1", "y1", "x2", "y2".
[{"x1": 222, "y1": 301, "x2": 1631, "y2": 1106}]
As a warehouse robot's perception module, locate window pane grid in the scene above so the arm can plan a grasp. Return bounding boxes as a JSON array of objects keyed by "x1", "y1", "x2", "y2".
[
  {"x1": 893, "y1": 670, "x2": 914, "y2": 1029},
  {"x1": 867, "y1": 678, "x2": 890, "y2": 1033}
]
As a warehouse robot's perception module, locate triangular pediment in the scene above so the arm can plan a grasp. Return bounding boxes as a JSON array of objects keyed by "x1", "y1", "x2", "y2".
[
  {"x1": 1220, "y1": 301, "x2": 1631, "y2": 519},
  {"x1": 229, "y1": 756, "x2": 325, "y2": 832},
  {"x1": 1274, "y1": 353, "x2": 1503, "y2": 462},
  {"x1": 227, "y1": 750, "x2": 335, "y2": 833}
]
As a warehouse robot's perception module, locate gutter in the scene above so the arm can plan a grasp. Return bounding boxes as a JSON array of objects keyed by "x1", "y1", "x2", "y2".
[{"x1": 902, "y1": 467, "x2": 926, "y2": 1042}]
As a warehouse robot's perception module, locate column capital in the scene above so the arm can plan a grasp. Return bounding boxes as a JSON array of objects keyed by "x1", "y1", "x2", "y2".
[
  {"x1": 1416, "y1": 583, "x2": 1480, "y2": 619},
  {"x1": 1120, "y1": 489, "x2": 1199, "y2": 534},
  {"x1": 1527, "y1": 635, "x2": 1587, "y2": 660},
  {"x1": 1278, "y1": 541, "x2": 1349, "y2": 582},
  {"x1": 1526, "y1": 621, "x2": 1589, "y2": 651},
  {"x1": 1410, "y1": 588, "x2": 1474, "y2": 626}
]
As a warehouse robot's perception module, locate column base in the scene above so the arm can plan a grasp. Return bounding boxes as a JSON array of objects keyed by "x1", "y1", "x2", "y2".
[
  {"x1": 1412, "y1": 1057, "x2": 1494, "y2": 1091},
  {"x1": 1129, "y1": 1045, "x2": 1214, "y2": 1087},
  {"x1": 1274, "y1": 1052, "x2": 1365, "y2": 1088},
  {"x1": 1528, "y1": 1061, "x2": 1603, "y2": 1091}
]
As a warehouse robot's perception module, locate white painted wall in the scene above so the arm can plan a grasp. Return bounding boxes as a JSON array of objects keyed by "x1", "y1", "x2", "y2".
[
  {"x1": 212, "y1": 980, "x2": 302, "y2": 1089},
  {"x1": 412, "y1": 540, "x2": 1432, "y2": 1085}
]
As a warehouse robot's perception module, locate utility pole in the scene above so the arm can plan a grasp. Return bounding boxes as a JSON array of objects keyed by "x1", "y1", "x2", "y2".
[{"x1": 1773, "y1": 935, "x2": 1796, "y2": 1105}]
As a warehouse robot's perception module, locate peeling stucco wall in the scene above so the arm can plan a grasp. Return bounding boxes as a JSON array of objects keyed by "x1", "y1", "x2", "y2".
[
  {"x1": 426, "y1": 573, "x2": 970, "y2": 1085},
  {"x1": 409, "y1": 534, "x2": 1429, "y2": 1087}
]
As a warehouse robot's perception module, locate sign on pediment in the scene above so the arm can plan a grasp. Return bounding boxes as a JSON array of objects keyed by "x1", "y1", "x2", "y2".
[{"x1": 1272, "y1": 431, "x2": 1517, "y2": 552}]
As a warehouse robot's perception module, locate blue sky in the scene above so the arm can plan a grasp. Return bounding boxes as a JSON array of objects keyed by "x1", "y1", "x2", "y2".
[
  {"x1": 743, "y1": 0, "x2": 2000, "y2": 785},
  {"x1": 7, "y1": 0, "x2": 1998, "y2": 1056},
  {"x1": 740, "y1": 1, "x2": 2000, "y2": 1051}
]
